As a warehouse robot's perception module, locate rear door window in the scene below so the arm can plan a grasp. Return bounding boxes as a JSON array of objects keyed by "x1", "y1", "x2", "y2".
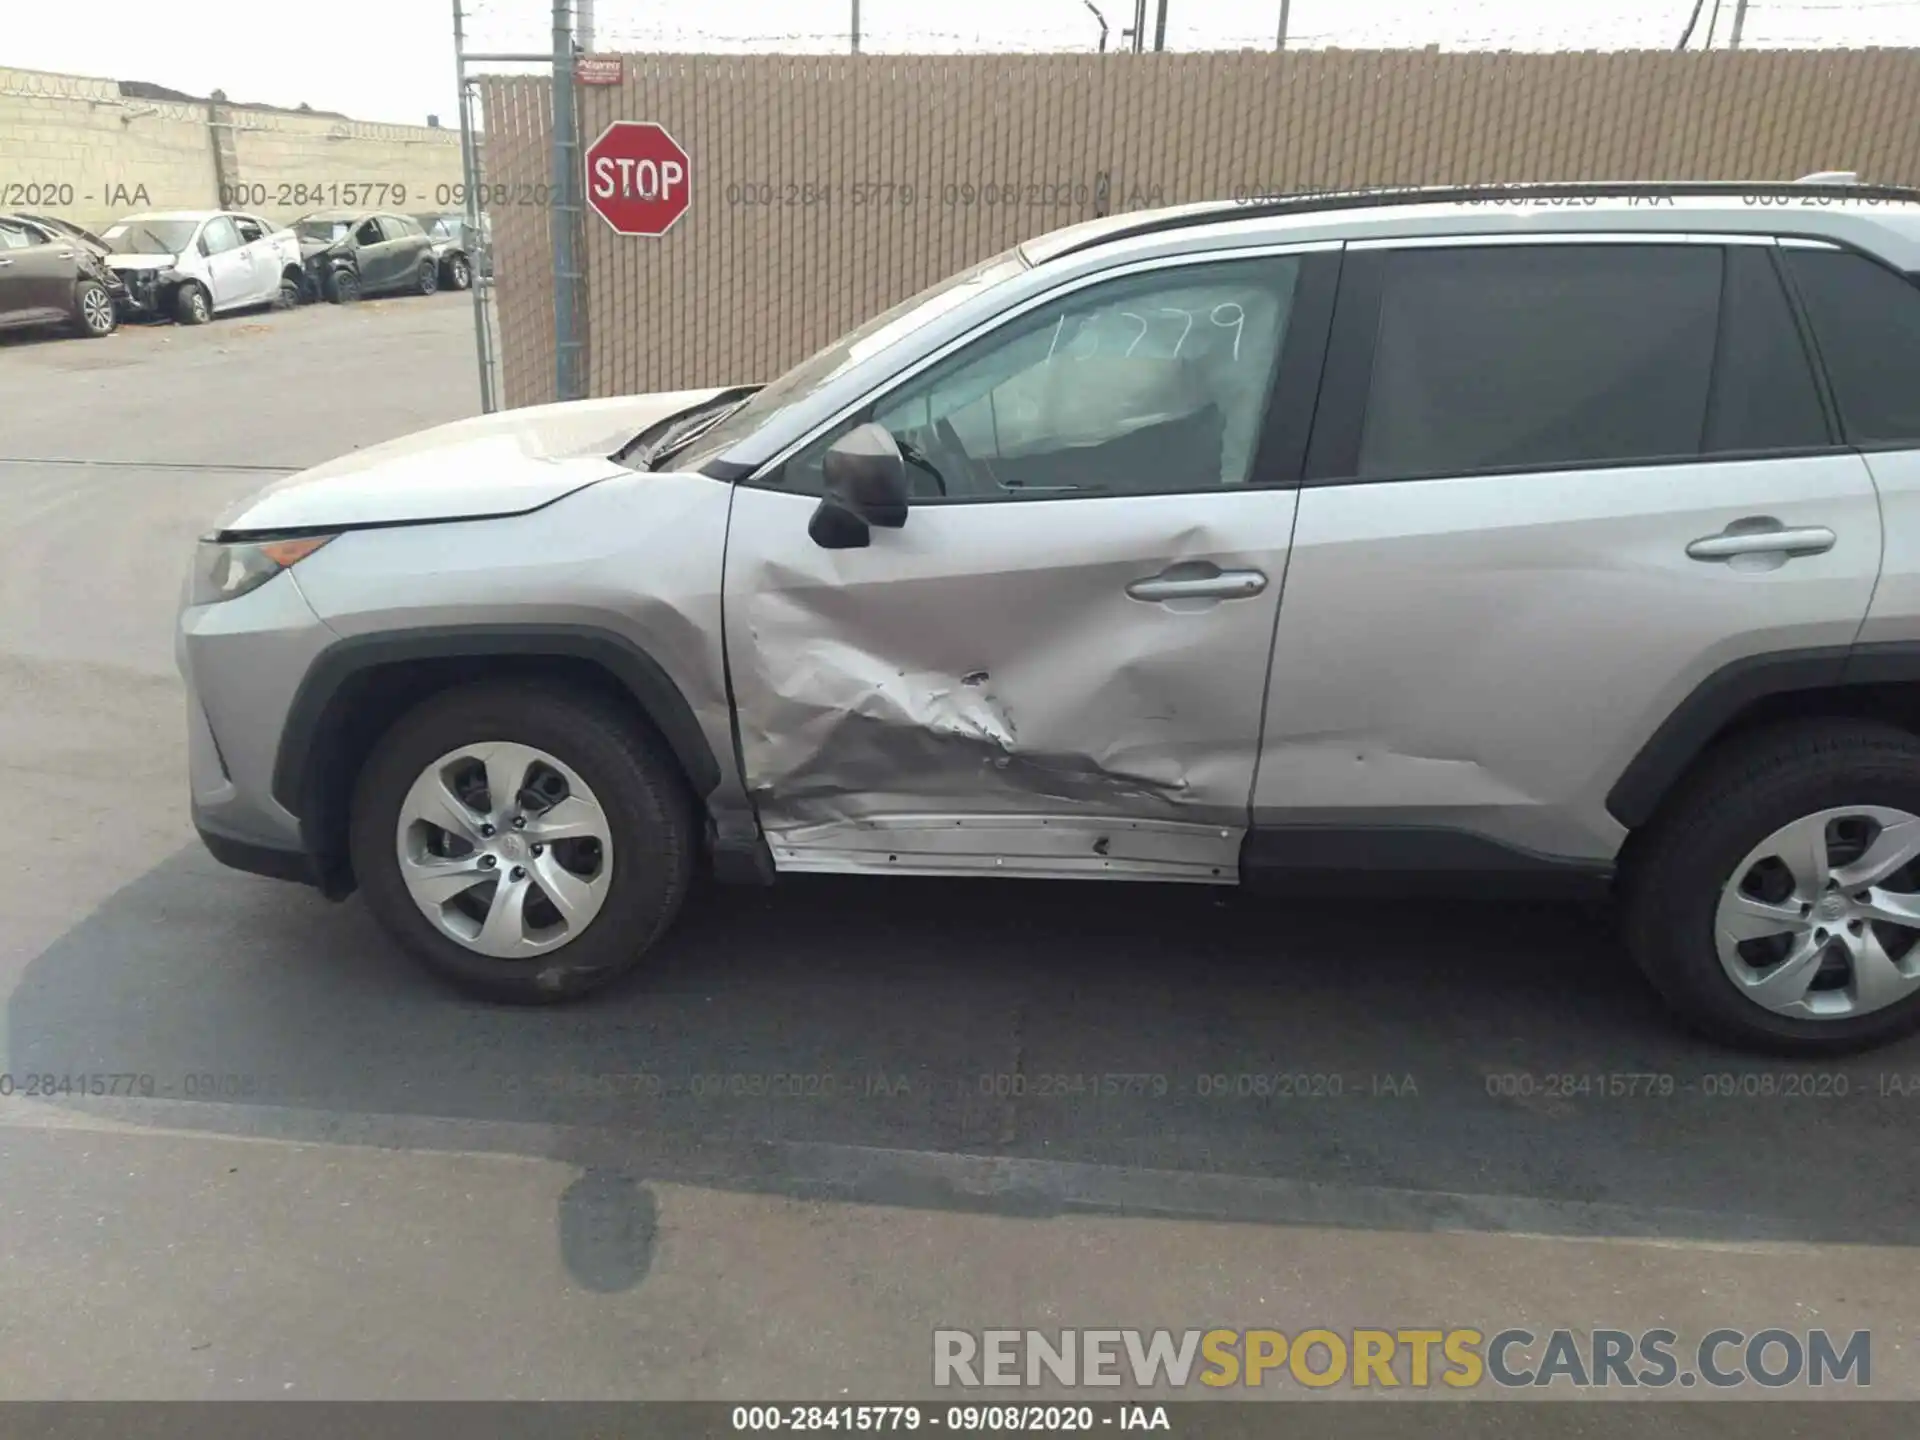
[
  {"x1": 1784, "y1": 247, "x2": 1920, "y2": 446},
  {"x1": 1349, "y1": 244, "x2": 1722, "y2": 480}
]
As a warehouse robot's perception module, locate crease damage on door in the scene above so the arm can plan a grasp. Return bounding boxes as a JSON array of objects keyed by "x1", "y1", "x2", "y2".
[{"x1": 733, "y1": 590, "x2": 1243, "y2": 830}]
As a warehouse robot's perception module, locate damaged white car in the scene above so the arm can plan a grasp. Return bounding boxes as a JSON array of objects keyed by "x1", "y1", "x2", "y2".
[
  {"x1": 179, "y1": 180, "x2": 1920, "y2": 1053},
  {"x1": 103, "y1": 210, "x2": 304, "y2": 323}
]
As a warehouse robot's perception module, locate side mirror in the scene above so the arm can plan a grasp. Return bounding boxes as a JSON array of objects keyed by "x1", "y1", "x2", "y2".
[{"x1": 808, "y1": 422, "x2": 909, "y2": 549}]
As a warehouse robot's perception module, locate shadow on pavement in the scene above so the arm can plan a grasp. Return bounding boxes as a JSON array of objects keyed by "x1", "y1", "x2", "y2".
[{"x1": 8, "y1": 844, "x2": 1919, "y2": 1247}]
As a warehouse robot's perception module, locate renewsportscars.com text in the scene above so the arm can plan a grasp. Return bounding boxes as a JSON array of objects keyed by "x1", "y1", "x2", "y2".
[{"x1": 933, "y1": 1327, "x2": 1871, "y2": 1391}]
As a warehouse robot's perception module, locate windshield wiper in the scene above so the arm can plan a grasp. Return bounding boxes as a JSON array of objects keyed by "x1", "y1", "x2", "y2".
[
  {"x1": 120, "y1": 227, "x2": 177, "y2": 255},
  {"x1": 644, "y1": 397, "x2": 752, "y2": 470}
]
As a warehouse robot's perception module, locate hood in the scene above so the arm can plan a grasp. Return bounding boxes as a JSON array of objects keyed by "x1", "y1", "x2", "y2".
[
  {"x1": 298, "y1": 237, "x2": 346, "y2": 259},
  {"x1": 105, "y1": 253, "x2": 178, "y2": 272},
  {"x1": 216, "y1": 388, "x2": 733, "y2": 534}
]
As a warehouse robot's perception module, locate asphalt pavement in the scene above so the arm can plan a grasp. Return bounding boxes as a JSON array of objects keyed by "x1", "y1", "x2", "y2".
[{"x1": 1, "y1": 292, "x2": 1916, "y2": 1410}]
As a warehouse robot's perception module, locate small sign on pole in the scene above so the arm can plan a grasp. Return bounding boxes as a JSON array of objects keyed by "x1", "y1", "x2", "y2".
[{"x1": 575, "y1": 55, "x2": 624, "y2": 85}]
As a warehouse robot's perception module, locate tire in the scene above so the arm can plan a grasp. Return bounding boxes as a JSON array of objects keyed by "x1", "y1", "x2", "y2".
[
  {"x1": 275, "y1": 273, "x2": 303, "y2": 309},
  {"x1": 1622, "y1": 719, "x2": 1920, "y2": 1054},
  {"x1": 174, "y1": 282, "x2": 211, "y2": 325},
  {"x1": 349, "y1": 680, "x2": 695, "y2": 1004},
  {"x1": 447, "y1": 254, "x2": 472, "y2": 290},
  {"x1": 72, "y1": 278, "x2": 117, "y2": 337},
  {"x1": 416, "y1": 258, "x2": 439, "y2": 295},
  {"x1": 324, "y1": 268, "x2": 360, "y2": 304}
]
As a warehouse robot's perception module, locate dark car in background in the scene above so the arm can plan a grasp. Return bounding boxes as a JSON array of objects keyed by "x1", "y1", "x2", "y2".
[
  {"x1": 0, "y1": 214, "x2": 123, "y2": 339},
  {"x1": 293, "y1": 211, "x2": 439, "y2": 303},
  {"x1": 413, "y1": 213, "x2": 490, "y2": 290},
  {"x1": 16, "y1": 213, "x2": 116, "y2": 260}
]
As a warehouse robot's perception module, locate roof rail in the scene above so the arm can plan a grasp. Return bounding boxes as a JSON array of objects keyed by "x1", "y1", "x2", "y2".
[{"x1": 1050, "y1": 178, "x2": 1920, "y2": 260}]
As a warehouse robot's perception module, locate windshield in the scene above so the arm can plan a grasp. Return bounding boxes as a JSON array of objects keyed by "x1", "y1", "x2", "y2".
[
  {"x1": 669, "y1": 248, "x2": 1028, "y2": 470},
  {"x1": 295, "y1": 219, "x2": 354, "y2": 243},
  {"x1": 102, "y1": 219, "x2": 198, "y2": 256}
]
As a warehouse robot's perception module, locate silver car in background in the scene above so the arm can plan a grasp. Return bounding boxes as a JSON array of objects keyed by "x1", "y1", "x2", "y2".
[{"x1": 179, "y1": 180, "x2": 1920, "y2": 1054}]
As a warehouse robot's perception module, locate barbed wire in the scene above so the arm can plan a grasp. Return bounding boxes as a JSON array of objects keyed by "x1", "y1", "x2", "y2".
[{"x1": 456, "y1": 0, "x2": 1920, "y2": 54}]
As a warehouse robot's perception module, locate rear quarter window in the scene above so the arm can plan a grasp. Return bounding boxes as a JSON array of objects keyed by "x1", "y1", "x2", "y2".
[{"x1": 1784, "y1": 248, "x2": 1920, "y2": 446}]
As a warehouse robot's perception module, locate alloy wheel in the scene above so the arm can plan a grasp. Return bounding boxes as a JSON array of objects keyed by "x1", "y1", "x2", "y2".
[
  {"x1": 1714, "y1": 805, "x2": 1920, "y2": 1019},
  {"x1": 395, "y1": 741, "x2": 613, "y2": 958},
  {"x1": 80, "y1": 285, "x2": 115, "y2": 333}
]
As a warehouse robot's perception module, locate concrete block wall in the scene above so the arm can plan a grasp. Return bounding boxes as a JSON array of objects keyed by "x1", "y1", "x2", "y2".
[
  {"x1": 227, "y1": 114, "x2": 466, "y2": 222},
  {"x1": 0, "y1": 66, "x2": 465, "y2": 230},
  {"x1": 0, "y1": 67, "x2": 218, "y2": 225}
]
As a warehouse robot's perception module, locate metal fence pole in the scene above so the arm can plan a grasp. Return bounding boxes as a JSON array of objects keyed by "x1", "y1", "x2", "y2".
[
  {"x1": 452, "y1": 0, "x2": 497, "y2": 413},
  {"x1": 550, "y1": 0, "x2": 583, "y2": 402}
]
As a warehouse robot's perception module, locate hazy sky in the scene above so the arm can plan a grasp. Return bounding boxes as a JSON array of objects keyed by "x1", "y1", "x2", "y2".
[{"x1": 8, "y1": 0, "x2": 1918, "y2": 125}]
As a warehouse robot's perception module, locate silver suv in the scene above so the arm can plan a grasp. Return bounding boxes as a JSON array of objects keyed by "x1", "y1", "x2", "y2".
[{"x1": 180, "y1": 181, "x2": 1920, "y2": 1054}]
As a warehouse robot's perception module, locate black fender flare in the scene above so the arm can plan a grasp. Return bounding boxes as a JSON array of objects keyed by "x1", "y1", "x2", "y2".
[
  {"x1": 270, "y1": 623, "x2": 724, "y2": 822},
  {"x1": 1604, "y1": 642, "x2": 1920, "y2": 829}
]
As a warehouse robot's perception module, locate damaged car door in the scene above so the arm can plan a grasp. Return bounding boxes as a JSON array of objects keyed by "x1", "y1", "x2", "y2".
[{"x1": 723, "y1": 250, "x2": 1333, "y2": 880}]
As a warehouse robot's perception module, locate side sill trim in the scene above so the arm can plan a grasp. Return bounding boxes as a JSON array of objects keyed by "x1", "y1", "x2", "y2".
[{"x1": 1241, "y1": 825, "x2": 1612, "y2": 898}]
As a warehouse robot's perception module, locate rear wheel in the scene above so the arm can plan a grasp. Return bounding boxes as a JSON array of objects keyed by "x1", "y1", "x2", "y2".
[
  {"x1": 349, "y1": 682, "x2": 695, "y2": 1003},
  {"x1": 1623, "y1": 720, "x2": 1920, "y2": 1053},
  {"x1": 275, "y1": 271, "x2": 303, "y2": 309},
  {"x1": 416, "y1": 258, "x2": 439, "y2": 295},
  {"x1": 72, "y1": 279, "x2": 117, "y2": 337},
  {"x1": 174, "y1": 282, "x2": 211, "y2": 325}
]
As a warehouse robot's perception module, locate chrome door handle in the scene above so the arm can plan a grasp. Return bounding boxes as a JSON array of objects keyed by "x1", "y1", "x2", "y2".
[
  {"x1": 1686, "y1": 520, "x2": 1836, "y2": 561},
  {"x1": 1127, "y1": 566, "x2": 1268, "y2": 602}
]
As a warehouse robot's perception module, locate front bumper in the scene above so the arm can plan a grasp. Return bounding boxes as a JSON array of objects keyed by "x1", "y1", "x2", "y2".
[
  {"x1": 194, "y1": 820, "x2": 317, "y2": 887},
  {"x1": 111, "y1": 266, "x2": 178, "y2": 317},
  {"x1": 179, "y1": 567, "x2": 338, "y2": 882}
]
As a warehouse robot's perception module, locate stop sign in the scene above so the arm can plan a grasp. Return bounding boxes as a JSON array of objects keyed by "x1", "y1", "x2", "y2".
[{"x1": 584, "y1": 121, "x2": 691, "y2": 236}]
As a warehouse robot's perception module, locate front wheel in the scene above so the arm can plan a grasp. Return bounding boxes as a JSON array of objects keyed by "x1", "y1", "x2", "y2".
[
  {"x1": 72, "y1": 278, "x2": 117, "y2": 337},
  {"x1": 447, "y1": 255, "x2": 472, "y2": 290},
  {"x1": 1623, "y1": 720, "x2": 1920, "y2": 1054},
  {"x1": 349, "y1": 682, "x2": 695, "y2": 1003},
  {"x1": 324, "y1": 268, "x2": 360, "y2": 304},
  {"x1": 174, "y1": 282, "x2": 211, "y2": 325}
]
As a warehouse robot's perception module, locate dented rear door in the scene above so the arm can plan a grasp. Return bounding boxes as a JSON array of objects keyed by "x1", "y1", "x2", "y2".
[{"x1": 723, "y1": 249, "x2": 1338, "y2": 881}]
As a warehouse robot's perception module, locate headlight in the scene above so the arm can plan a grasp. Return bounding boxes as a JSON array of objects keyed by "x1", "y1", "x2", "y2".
[{"x1": 190, "y1": 535, "x2": 335, "y2": 605}]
